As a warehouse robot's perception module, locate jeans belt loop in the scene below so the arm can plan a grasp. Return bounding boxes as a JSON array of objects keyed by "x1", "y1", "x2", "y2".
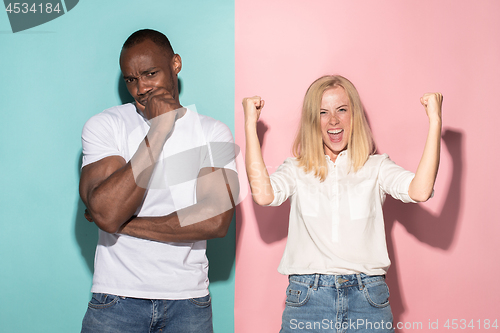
[
  {"x1": 312, "y1": 274, "x2": 320, "y2": 291},
  {"x1": 357, "y1": 274, "x2": 364, "y2": 290}
]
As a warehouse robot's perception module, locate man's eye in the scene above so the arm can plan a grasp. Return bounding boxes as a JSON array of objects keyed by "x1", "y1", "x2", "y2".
[
  {"x1": 125, "y1": 78, "x2": 135, "y2": 84},
  {"x1": 147, "y1": 71, "x2": 157, "y2": 76}
]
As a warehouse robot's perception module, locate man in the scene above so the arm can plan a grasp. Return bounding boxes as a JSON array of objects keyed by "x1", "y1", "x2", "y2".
[{"x1": 79, "y1": 29, "x2": 238, "y2": 333}]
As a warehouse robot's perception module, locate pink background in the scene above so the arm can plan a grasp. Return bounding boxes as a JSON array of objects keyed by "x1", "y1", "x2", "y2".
[{"x1": 235, "y1": 0, "x2": 500, "y2": 332}]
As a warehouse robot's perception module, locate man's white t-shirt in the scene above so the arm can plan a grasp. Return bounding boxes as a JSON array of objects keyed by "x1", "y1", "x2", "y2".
[{"x1": 81, "y1": 103, "x2": 236, "y2": 299}]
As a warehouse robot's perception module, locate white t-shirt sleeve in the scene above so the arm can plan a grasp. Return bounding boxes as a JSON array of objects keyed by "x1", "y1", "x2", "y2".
[
  {"x1": 202, "y1": 119, "x2": 237, "y2": 172},
  {"x1": 81, "y1": 113, "x2": 123, "y2": 168}
]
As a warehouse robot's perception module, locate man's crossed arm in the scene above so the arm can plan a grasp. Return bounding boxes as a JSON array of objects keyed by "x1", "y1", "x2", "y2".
[{"x1": 81, "y1": 152, "x2": 239, "y2": 243}]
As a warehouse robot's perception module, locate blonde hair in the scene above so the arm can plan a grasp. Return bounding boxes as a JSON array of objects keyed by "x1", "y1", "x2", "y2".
[{"x1": 292, "y1": 75, "x2": 375, "y2": 181}]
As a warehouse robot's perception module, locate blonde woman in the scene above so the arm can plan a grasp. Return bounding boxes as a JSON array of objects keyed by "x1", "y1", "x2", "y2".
[{"x1": 242, "y1": 75, "x2": 443, "y2": 333}]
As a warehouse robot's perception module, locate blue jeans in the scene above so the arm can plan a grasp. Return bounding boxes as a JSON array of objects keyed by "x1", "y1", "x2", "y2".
[
  {"x1": 280, "y1": 274, "x2": 394, "y2": 333},
  {"x1": 81, "y1": 293, "x2": 213, "y2": 333}
]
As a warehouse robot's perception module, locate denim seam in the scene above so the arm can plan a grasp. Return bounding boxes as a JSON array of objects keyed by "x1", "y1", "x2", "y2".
[
  {"x1": 87, "y1": 296, "x2": 120, "y2": 310},
  {"x1": 288, "y1": 279, "x2": 313, "y2": 287},
  {"x1": 188, "y1": 295, "x2": 211, "y2": 307},
  {"x1": 147, "y1": 300, "x2": 153, "y2": 331},
  {"x1": 291, "y1": 281, "x2": 363, "y2": 288},
  {"x1": 362, "y1": 275, "x2": 385, "y2": 281},
  {"x1": 289, "y1": 275, "x2": 384, "y2": 288},
  {"x1": 363, "y1": 285, "x2": 390, "y2": 308},
  {"x1": 285, "y1": 286, "x2": 312, "y2": 307},
  {"x1": 363, "y1": 278, "x2": 386, "y2": 287}
]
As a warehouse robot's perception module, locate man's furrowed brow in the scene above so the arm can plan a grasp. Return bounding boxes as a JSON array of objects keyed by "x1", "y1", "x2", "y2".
[
  {"x1": 122, "y1": 67, "x2": 159, "y2": 80},
  {"x1": 140, "y1": 67, "x2": 159, "y2": 75}
]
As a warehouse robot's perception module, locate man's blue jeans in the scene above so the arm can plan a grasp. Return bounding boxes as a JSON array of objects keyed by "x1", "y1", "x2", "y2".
[
  {"x1": 81, "y1": 293, "x2": 213, "y2": 333},
  {"x1": 280, "y1": 274, "x2": 394, "y2": 333}
]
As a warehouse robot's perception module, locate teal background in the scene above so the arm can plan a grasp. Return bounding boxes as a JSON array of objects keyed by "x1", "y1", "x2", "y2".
[{"x1": 0, "y1": 1, "x2": 235, "y2": 332}]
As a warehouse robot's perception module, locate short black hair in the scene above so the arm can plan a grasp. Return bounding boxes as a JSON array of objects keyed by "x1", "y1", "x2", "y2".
[{"x1": 122, "y1": 29, "x2": 174, "y2": 55}]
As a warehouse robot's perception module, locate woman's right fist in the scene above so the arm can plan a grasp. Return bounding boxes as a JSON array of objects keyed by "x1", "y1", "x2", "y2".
[{"x1": 242, "y1": 96, "x2": 265, "y2": 125}]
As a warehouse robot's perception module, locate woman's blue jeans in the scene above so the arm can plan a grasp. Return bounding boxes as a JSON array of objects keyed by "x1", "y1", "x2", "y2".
[{"x1": 280, "y1": 274, "x2": 394, "y2": 333}]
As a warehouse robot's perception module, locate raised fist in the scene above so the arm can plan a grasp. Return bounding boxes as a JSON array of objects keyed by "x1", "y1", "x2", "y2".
[{"x1": 242, "y1": 96, "x2": 265, "y2": 125}]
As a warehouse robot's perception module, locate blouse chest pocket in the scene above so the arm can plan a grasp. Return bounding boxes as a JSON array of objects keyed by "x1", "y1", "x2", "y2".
[
  {"x1": 347, "y1": 179, "x2": 376, "y2": 220},
  {"x1": 297, "y1": 180, "x2": 320, "y2": 217}
]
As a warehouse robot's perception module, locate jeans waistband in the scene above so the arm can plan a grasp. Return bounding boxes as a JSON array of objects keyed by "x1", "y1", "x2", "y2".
[{"x1": 288, "y1": 273, "x2": 385, "y2": 291}]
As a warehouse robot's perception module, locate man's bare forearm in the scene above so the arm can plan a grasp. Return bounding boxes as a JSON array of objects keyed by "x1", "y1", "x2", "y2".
[
  {"x1": 118, "y1": 168, "x2": 238, "y2": 242},
  {"x1": 81, "y1": 112, "x2": 178, "y2": 233},
  {"x1": 84, "y1": 159, "x2": 147, "y2": 233},
  {"x1": 119, "y1": 208, "x2": 234, "y2": 242}
]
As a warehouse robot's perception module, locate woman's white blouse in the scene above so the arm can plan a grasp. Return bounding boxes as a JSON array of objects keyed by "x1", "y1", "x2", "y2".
[{"x1": 269, "y1": 152, "x2": 417, "y2": 276}]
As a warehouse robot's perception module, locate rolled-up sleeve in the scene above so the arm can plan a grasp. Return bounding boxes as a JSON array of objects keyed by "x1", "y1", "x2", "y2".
[
  {"x1": 378, "y1": 154, "x2": 418, "y2": 203},
  {"x1": 268, "y1": 158, "x2": 297, "y2": 206}
]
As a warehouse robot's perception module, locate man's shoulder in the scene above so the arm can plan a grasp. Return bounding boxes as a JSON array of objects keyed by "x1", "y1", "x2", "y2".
[
  {"x1": 96, "y1": 103, "x2": 136, "y2": 120},
  {"x1": 186, "y1": 108, "x2": 233, "y2": 138},
  {"x1": 192, "y1": 110, "x2": 227, "y2": 128},
  {"x1": 83, "y1": 103, "x2": 137, "y2": 129}
]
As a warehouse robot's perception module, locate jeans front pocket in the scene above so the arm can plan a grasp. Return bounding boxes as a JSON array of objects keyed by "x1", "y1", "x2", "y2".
[
  {"x1": 87, "y1": 293, "x2": 120, "y2": 310},
  {"x1": 188, "y1": 294, "x2": 211, "y2": 307},
  {"x1": 284, "y1": 281, "x2": 312, "y2": 307},
  {"x1": 363, "y1": 280, "x2": 390, "y2": 308}
]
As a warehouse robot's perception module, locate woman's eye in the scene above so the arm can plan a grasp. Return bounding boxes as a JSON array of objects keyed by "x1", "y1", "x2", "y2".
[{"x1": 338, "y1": 108, "x2": 347, "y2": 112}]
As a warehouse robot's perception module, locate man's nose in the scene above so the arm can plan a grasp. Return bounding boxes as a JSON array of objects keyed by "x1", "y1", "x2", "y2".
[{"x1": 137, "y1": 78, "x2": 152, "y2": 96}]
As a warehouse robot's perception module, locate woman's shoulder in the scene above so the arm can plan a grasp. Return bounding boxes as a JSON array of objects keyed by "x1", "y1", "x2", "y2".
[
  {"x1": 277, "y1": 157, "x2": 300, "y2": 170},
  {"x1": 363, "y1": 153, "x2": 409, "y2": 174},
  {"x1": 367, "y1": 153, "x2": 390, "y2": 161},
  {"x1": 283, "y1": 156, "x2": 299, "y2": 163},
  {"x1": 270, "y1": 157, "x2": 300, "y2": 176},
  {"x1": 361, "y1": 153, "x2": 392, "y2": 169}
]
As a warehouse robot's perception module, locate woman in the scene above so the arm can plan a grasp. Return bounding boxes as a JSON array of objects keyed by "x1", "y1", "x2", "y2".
[{"x1": 242, "y1": 75, "x2": 442, "y2": 332}]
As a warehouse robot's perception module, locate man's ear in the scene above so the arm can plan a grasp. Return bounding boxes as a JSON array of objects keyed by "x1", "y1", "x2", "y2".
[{"x1": 172, "y1": 54, "x2": 182, "y2": 74}]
